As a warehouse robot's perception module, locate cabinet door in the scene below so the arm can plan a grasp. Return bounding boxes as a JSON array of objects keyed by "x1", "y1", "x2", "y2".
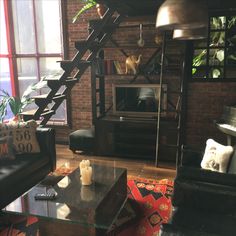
[
  {"x1": 113, "y1": 122, "x2": 157, "y2": 159},
  {"x1": 95, "y1": 120, "x2": 114, "y2": 155}
]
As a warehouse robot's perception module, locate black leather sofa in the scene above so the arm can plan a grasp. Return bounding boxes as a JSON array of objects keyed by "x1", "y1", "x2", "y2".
[
  {"x1": 172, "y1": 145, "x2": 236, "y2": 213},
  {"x1": 160, "y1": 145, "x2": 236, "y2": 236},
  {"x1": 0, "y1": 127, "x2": 56, "y2": 209}
]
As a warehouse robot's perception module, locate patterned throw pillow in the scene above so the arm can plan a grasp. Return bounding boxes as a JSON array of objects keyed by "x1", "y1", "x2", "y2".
[
  {"x1": 0, "y1": 120, "x2": 40, "y2": 154},
  {"x1": 0, "y1": 136, "x2": 15, "y2": 160}
]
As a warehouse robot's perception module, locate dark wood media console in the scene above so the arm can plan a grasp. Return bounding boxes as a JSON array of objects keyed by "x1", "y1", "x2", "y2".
[{"x1": 95, "y1": 116, "x2": 178, "y2": 162}]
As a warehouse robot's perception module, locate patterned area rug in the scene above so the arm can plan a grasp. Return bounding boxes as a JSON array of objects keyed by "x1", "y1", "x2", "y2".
[
  {"x1": 108, "y1": 178, "x2": 173, "y2": 236},
  {"x1": 0, "y1": 168, "x2": 173, "y2": 236}
]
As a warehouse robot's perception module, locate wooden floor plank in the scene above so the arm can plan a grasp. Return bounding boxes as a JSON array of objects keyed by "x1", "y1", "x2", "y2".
[{"x1": 56, "y1": 144, "x2": 176, "y2": 180}]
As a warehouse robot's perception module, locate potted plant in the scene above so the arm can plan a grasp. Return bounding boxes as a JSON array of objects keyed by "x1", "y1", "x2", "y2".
[
  {"x1": 0, "y1": 79, "x2": 47, "y2": 123},
  {"x1": 72, "y1": 0, "x2": 106, "y2": 23}
]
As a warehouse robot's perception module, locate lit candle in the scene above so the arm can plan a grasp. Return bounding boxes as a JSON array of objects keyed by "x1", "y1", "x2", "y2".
[
  {"x1": 80, "y1": 166, "x2": 92, "y2": 186},
  {"x1": 79, "y1": 160, "x2": 90, "y2": 170}
]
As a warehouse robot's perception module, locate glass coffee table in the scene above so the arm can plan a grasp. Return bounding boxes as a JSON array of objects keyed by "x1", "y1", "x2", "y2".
[{"x1": 3, "y1": 164, "x2": 127, "y2": 236}]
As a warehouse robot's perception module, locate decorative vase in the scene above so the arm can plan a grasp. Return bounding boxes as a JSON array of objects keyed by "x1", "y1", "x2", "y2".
[{"x1": 96, "y1": 4, "x2": 106, "y2": 19}]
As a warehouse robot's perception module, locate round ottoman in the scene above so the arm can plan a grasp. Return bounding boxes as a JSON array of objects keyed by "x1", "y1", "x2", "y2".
[{"x1": 69, "y1": 128, "x2": 95, "y2": 153}]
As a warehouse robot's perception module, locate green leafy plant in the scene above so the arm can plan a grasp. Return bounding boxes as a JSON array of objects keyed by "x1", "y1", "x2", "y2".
[
  {"x1": 192, "y1": 49, "x2": 207, "y2": 75},
  {"x1": 0, "y1": 79, "x2": 47, "y2": 122},
  {"x1": 72, "y1": 0, "x2": 97, "y2": 23}
]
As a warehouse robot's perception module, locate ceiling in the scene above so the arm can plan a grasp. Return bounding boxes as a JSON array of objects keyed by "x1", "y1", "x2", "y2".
[
  {"x1": 97, "y1": 0, "x2": 164, "y2": 16},
  {"x1": 98, "y1": 0, "x2": 236, "y2": 17}
]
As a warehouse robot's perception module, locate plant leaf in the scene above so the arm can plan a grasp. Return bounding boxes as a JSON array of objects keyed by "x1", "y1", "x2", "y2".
[
  {"x1": 21, "y1": 78, "x2": 47, "y2": 107},
  {"x1": 21, "y1": 78, "x2": 47, "y2": 99},
  {"x1": 192, "y1": 68, "x2": 197, "y2": 75},
  {"x1": 72, "y1": 1, "x2": 96, "y2": 23},
  {"x1": 228, "y1": 54, "x2": 236, "y2": 61},
  {"x1": 212, "y1": 69, "x2": 221, "y2": 78},
  {"x1": 216, "y1": 50, "x2": 224, "y2": 62},
  {"x1": 0, "y1": 98, "x2": 8, "y2": 122},
  {"x1": 8, "y1": 97, "x2": 22, "y2": 116}
]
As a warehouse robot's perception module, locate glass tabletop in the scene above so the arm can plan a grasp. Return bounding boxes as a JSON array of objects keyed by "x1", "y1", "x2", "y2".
[{"x1": 3, "y1": 164, "x2": 127, "y2": 231}]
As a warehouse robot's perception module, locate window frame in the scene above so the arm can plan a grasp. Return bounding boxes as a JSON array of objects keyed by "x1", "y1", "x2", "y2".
[
  {"x1": 0, "y1": 0, "x2": 71, "y2": 126},
  {"x1": 191, "y1": 10, "x2": 236, "y2": 82}
]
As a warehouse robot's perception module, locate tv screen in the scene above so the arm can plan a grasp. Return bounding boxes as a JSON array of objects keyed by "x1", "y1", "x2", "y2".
[{"x1": 112, "y1": 84, "x2": 167, "y2": 117}]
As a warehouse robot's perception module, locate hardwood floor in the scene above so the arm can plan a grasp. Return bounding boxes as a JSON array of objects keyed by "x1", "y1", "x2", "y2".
[{"x1": 56, "y1": 144, "x2": 177, "y2": 180}]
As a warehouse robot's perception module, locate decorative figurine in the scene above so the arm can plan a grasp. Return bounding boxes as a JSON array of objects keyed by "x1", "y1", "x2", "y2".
[{"x1": 125, "y1": 55, "x2": 142, "y2": 74}]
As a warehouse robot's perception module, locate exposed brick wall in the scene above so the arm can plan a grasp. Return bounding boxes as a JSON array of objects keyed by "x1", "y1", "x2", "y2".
[
  {"x1": 55, "y1": 1, "x2": 236, "y2": 150},
  {"x1": 186, "y1": 82, "x2": 236, "y2": 148}
]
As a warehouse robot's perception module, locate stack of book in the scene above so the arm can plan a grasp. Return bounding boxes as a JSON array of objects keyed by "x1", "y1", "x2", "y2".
[{"x1": 96, "y1": 59, "x2": 123, "y2": 75}]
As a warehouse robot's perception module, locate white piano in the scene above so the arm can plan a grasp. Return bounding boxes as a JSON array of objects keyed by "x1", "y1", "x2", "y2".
[{"x1": 215, "y1": 105, "x2": 236, "y2": 145}]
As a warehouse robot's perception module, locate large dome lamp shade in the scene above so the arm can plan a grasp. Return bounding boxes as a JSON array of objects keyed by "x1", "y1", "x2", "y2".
[{"x1": 156, "y1": 0, "x2": 208, "y2": 31}]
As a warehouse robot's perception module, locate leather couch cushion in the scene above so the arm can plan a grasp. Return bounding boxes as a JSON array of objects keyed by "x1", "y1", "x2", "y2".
[
  {"x1": 227, "y1": 148, "x2": 236, "y2": 174},
  {"x1": 172, "y1": 178, "x2": 236, "y2": 213},
  {"x1": 160, "y1": 207, "x2": 236, "y2": 236},
  {"x1": 177, "y1": 166, "x2": 236, "y2": 187},
  {"x1": 0, "y1": 154, "x2": 48, "y2": 190}
]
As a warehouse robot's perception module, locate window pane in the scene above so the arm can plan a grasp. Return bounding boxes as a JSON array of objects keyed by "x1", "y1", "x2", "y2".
[
  {"x1": 0, "y1": 0, "x2": 8, "y2": 54},
  {"x1": 39, "y1": 58, "x2": 65, "y2": 121},
  {"x1": 227, "y1": 16, "x2": 236, "y2": 51},
  {"x1": 227, "y1": 16, "x2": 236, "y2": 29},
  {"x1": 210, "y1": 16, "x2": 226, "y2": 30},
  {"x1": 209, "y1": 68, "x2": 223, "y2": 78},
  {"x1": 17, "y1": 58, "x2": 37, "y2": 96},
  {"x1": 210, "y1": 31, "x2": 225, "y2": 47},
  {"x1": 0, "y1": 58, "x2": 13, "y2": 119},
  {"x1": 227, "y1": 47, "x2": 236, "y2": 65},
  {"x1": 226, "y1": 67, "x2": 236, "y2": 78},
  {"x1": 12, "y1": 0, "x2": 36, "y2": 54},
  {"x1": 193, "y1": 39, "x2": 207, "y2": 48},
  {"x1": 39, "y1": 57, "x2": 63, "y2": 77},
  {"x1": 0, "y1": 58, "x2": 11, "y2": 92},
  {"x1": 192, "y1": 49, "x2": 207, "y2": 66},
  {"x1": 209, "y1": 49, "x2": 224, "y2": 66},
  {"x1": 49, "y1": 84, "x2": 67, "y2": 122},
  {"x1": 35, "y1": 0, "x2": 62, "y2": 53},
  {"x1": 50, "y1": 101, "x2": 67, "y2": 123},
  {"x1": 192, "y1": 67, "x2": 207, "y2": 79}
]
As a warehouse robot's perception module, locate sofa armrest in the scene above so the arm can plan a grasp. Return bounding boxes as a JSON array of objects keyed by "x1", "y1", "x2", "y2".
[
  {"x1": 36, "y1": 127, "x2": 56, "y2": 172},
  {"x1": 227, "y1": 147, "x2": 236, "y2": 174},
  {"x1": 180, "y1": 145, "x2": 203, "y2": 168}
]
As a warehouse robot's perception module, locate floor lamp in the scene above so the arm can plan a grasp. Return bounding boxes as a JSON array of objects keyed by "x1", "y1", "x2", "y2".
[
  {"x1": 154, "y1": 0, "x2": 208, "y2": 167},
  {"x1": 155, "y1": 32, "x2": 166, "y2": 167}
]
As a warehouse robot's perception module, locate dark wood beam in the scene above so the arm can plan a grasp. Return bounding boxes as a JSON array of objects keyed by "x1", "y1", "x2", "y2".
[{"x1": 96, "y1": 0, "x2": 236, "y2": 17}]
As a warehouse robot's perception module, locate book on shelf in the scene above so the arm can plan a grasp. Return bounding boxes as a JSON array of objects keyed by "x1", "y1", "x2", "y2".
[
  {"x1": 113, "y1": 60, "x2": 123, "y2": 74},
  {"x1": 104, "y1": 59, "x2": 115, "y2": 74},
  {"x1": 107, "y1": 59, "x2": 113, "y2": 75},
  {"x1": 97, "y1": 59, "x2": 123, "y2": 75},
  {"x1": 96, "y1": 58, "x2": 104, "y2": 75}
]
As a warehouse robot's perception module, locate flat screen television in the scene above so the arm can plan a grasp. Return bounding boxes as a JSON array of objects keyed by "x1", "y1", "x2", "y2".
[{"x1": 112, "y1": 83, "x2": 167, "y2": 118}]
